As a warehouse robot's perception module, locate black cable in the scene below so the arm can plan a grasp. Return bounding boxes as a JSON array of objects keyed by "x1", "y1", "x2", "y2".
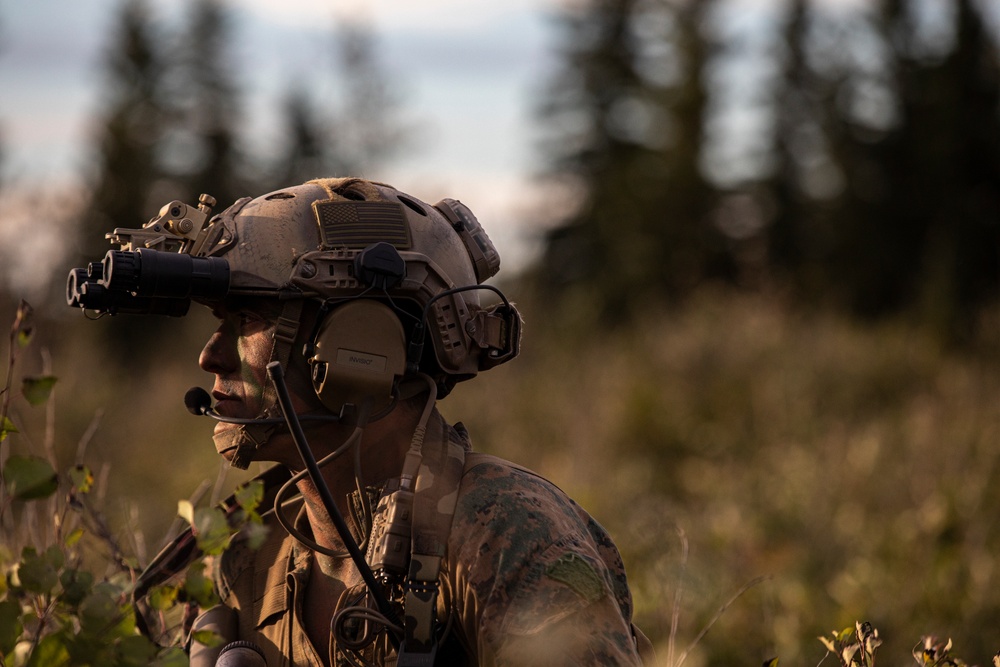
[
  {"x1": 266, "y1": 361, "x2": 402, "y2": 650},
  {"x1": 407, "y1": 283, "x2": 511, "y2": 372}
]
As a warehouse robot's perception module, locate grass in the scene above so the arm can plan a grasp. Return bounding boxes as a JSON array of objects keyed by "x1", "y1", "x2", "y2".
[
  {"x1": 6, "y1": 288, "x2": 999, "y2": 665},
  {"x1": 441, "y1": 288, "x2": 1000, "y2": 666}
]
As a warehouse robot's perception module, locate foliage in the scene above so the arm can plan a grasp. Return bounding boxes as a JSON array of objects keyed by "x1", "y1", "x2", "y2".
[
  {"x1": 443, "y1": 289, "x2": 1000, "y2": 665},
  {"x1": 818, "y1": 622, "x2": 882, "y2": 667},
  {"x1": 776, "y1": 0, "x2": 1000, "y2": 341},
  {"x1": 0, "y1": 301, "x2": 264, "y2": 666},
  {"x1": 167, "y1": 0, "x2": 247, "y2": 209},
  {"x1": 535, "y1": 0, "x2": 1000, "y2": 340},
  {"x1": 535, "y1": 0, "x2": 735, "y2": 320},
  {"x1": 814, "y1": 622, "x2": 1000, "y2": 667}
]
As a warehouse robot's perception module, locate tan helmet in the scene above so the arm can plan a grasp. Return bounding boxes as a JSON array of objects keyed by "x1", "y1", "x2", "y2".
[
  {"x1": 199, "y1": 177, "x2": 520, "y2": 388},
  {"x1": 68, "y1": 175, "x2": 520, "y2": 415}
]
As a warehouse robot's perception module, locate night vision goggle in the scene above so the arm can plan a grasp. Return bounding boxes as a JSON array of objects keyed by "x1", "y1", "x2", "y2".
[{"x1": 67, "y1": 194, "x2": 230, "y2": 316}]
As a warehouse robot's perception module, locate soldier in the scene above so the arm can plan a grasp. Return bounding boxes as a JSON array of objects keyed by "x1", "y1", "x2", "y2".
[{"x1": 69, "y1": 177, "x2": 652, "y2": 666}]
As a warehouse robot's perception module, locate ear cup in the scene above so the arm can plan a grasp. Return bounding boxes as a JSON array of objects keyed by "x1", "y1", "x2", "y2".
[{"x1": 308, "y1": 300, "x2": 407, "y2": 415}]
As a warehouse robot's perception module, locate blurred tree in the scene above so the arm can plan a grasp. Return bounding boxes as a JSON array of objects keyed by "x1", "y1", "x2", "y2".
[
  {"x1": 272, "y1": 87, "x2": 328, "y2": 187},
  {"x1": 68, "y1": 0, "x2": 188, "y2": 358},
  {"x1": 765, "y1": 0, "x2": 818, "y2": 283},
  {"x1": 763, "y1": 0, "x2": 1000, "y2": 340},
  {"x1": 164, "y1": 0, "x2": 248, "y2": 208},
  {"x1": 270, "y1": 21, "x2": 408, "y2": 187},
  {"x1": 836, "y1": 0, "x2": 1000, "y2": 341},
  {"x1": 75, "y1": 0, "x2": 168, "y2": 268},
  {"x1": 535, "y1": 0, "x2": 732, "y2": 323}
]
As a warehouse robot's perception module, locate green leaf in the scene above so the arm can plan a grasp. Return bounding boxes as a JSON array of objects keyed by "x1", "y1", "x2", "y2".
[
  {"x1": 148, "y1": 584, "x2": 179, "y2": 611},
  {"x1": 59, "y1": 568, "x2": 94, "y2": 607},
  {"x1": 0, "y1": 598, "x2": 22, "y2": 655},
  {"x1": 243, "y1": 521, "x2": 270, "y2": 551},
  {"x1": 115, "y1": 634, "x2": 158, "y2": 667},
  {"x1": 193, "y1": 506, "x2": 232, "y2": 555},
  {"x1": 151, "y1": 647, "x2": 189, "y2": 667},
  {"x1": 68, "y1": 465, "x2": 94, "y2": 494},
  {"x1": 3, "y1": 455, "x2": 58, "y2": 500},
  {"x1": 64, "y1": 527, "x2": 85, "y2": 548},
  {"x1": 190, "y1": 629, "x2": 226, "y2": 648},
  {"x1": 13, "y1": 301, "x2": 34, "y2": 349},
  {"x1": 79, "y1": 584, "x2": 121, "y2": 632},
  {"x1": 26, "y1": 632, "x2": 70, "y2": 667},
  {"x1": 0, "y1": 417, "x2": 18, "y2": 444},
  {"x1": 184, "y1": 561, "x2": 219, "y2": 608},
  {"x1": 235, "y1": 479, "x2": 264, "y2": 513},
  {"x1": 44, "y1": 545, "x2": 65, "y2": 571},
  {"x1": 21, "y1": 376, "x2": 57, "y2": 407},
  {"x1": 17, "y1": 547, "x2": 59, "y2": 594}
]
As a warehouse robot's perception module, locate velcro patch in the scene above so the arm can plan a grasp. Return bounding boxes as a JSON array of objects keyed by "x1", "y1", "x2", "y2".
[
  {"x1": 313, "y1": 200, "x2": 411, "y2": 249},
  {"x1": 546, "y1": 553, "x2": 605, "y2": 603}
]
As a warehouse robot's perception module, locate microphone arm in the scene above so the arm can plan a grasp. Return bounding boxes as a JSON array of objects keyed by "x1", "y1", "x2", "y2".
[
  {"x1": 264, "y1": 361, "x2": 402, "y2": 650},
  {"x1": 184, "y1": 387, "x2": 340, "y2": 425}
]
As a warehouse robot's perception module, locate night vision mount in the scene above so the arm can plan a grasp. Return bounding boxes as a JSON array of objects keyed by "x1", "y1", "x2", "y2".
[{"x1": 66, "y1": 194, "x2": 230, "y2": 316}]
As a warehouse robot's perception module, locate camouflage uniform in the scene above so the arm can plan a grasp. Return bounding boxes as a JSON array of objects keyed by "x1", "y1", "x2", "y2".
[{"x1": 213, "y1": 410, "x2": 649, "y2": 666}]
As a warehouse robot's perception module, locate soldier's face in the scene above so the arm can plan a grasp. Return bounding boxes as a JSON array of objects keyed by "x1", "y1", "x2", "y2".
[{"x1": 198, "y1": 303, "x2": 277, "y2": 455}]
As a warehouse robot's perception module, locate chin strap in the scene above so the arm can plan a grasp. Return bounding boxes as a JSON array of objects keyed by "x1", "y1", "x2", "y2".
[{"x1": 223, "y1": 299, "x2": 305, "y2": 470}]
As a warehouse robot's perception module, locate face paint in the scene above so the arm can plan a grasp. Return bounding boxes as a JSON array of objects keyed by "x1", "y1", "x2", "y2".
[{"x1": 199, "y1": 306, "x2": 278, "y2": 463}]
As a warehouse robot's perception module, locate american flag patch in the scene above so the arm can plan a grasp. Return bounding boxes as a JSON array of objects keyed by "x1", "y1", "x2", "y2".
[{"x1": 313, "y1": 200, "x2": 412, "y2": 249}]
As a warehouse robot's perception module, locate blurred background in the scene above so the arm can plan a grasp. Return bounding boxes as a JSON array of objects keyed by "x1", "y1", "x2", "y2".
[{"x1": 1, "y1": 0, "x2": 999, "y2": 664}]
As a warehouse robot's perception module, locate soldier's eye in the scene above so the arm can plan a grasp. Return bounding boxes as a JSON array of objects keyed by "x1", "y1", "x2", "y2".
[{"x1": 237, "y1": 311, "x2": 269, "y2": 332}]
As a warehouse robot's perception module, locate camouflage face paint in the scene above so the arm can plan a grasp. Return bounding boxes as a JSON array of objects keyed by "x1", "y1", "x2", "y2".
[{"x1": 200, "y1": 305, "x2": 278, "y2": 462}]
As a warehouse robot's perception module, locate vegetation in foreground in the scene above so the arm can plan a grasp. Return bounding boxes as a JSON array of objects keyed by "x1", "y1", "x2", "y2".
[
  {"x1": 444, "y1": 288, "x2": 1000, "y2": 665},
  {"x1": 1, "y1": 290, "x2": 998, "y2": 665}
]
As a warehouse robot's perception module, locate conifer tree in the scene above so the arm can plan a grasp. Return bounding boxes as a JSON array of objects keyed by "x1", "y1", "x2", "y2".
[
  {"x1": 165, "y1": 0, "x2": 246, "y2": 208},
  {"x1": 825, "y1": 0, "x2": 1000, "y2": 338},
  {"x1": 535, "y1": 0, "x2": 730, "y2": 323},
  {"x1": 76, "y1": 0, "x2": 167, "y2": 267},
  {"x1": 272, "y1": 87, "x2": 328, "y2": 187},
  {"x1": 270, "y1": 21, "x2": 407, "y2": 187},
  {"x1": 71, "y1": 0, "x2": 184, "y2": 357}
]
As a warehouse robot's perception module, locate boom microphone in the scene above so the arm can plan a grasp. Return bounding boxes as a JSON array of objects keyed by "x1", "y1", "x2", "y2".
[
  {"x1": 185, "y1": 387, "x2": 213, "y2": 415},
  {"x1": 183, "y1": 387, "x2": 341, "y2": 424}
]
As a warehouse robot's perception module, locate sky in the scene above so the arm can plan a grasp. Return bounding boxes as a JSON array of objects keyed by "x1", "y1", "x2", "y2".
[
  {"x1": 0, "y1": 0, "x2": 562, "y2": 299},
  {"x1": 5, "y1": 0, "x2": 971, "y2": 301}
]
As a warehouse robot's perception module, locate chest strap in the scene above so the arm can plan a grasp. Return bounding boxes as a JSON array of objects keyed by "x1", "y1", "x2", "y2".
[{"x1": 397, "y1": 421, "x2": 466, "y2": 667}]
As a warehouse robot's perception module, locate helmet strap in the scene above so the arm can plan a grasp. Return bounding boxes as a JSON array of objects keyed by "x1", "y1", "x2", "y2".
[{"x1": 223, "y1": 299, "x2": 305, "y2": 470}]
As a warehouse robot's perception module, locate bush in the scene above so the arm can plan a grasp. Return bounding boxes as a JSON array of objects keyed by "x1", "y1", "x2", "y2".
[{"x1": 0, "y1": 301, "x2": 263, "y2": 667}]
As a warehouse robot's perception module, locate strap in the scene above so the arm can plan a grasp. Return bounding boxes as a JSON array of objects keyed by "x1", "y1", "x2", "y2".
[
  {"x1": 227, "y1": 299, "x2": 303, "y2": 469},
  {"x1": 397, "y1": 421, "x2": 466, "y2": 666}
]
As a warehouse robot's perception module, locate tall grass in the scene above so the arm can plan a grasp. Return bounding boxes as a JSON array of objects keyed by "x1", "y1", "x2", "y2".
[
  {"x1": 9, "y1": 289, "x2": 998, "y2": 665},
  {"x1": 441, "y1": 289, "x2": 1000, "y2": 665}
]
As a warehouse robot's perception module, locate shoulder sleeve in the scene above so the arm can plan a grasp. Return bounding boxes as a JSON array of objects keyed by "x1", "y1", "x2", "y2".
[{"x1": 444, "y1": 457, "x2": 643, "y2": 667}]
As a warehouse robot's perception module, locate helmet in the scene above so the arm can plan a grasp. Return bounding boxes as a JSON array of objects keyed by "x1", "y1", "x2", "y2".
[
  {"x1": 203, "y1": 177, "x2": 518, "y2": 384},
  {"x1": 67, "y1": 177, "x2": 521, "y2": 467}
]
